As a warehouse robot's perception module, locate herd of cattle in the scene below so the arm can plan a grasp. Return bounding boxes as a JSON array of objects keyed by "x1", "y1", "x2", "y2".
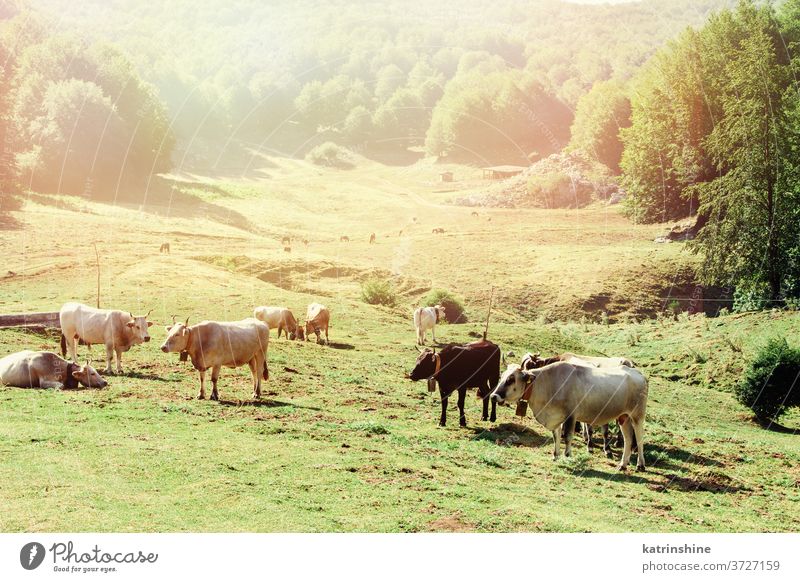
[{"x1": 0, "y1": 300, "x2": 648, "y2": 471}]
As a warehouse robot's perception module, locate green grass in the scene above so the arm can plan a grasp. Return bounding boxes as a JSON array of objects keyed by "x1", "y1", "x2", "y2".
[{"x1": 1, "y1": 161, "x2": 798, "y2": 532}]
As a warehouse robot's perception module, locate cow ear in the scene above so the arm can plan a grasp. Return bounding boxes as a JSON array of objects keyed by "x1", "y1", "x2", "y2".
[
  {"x1": 165, "y1": 325, "x2": 172, "y2": 332},
  {"x1": 147, "y1": 321, "x2": 153, "y2": 327},
  {"x1": 126, "y1": 321, "x2": 136, "y2": 328},
  {"x1": 72, "y1": 370, "x2": 82, "y2": 379}
]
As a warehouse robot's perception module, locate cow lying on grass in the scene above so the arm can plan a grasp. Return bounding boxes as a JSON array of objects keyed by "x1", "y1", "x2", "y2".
[
  {"x1": 59, "y1": 302, "x2": 153, "y2": 375},
  {"x1": 161, "y1": 318, "x2": 269, "y2": 401},
  {"x1": 408, "y1": 340, "x2": 500, "y2": 427},
  {"x1": 491, "y1": 362, "x2": 648, "y2": 471},
  {"x1": 0, "y1": 350, "x2": 107, "y2": 389}
]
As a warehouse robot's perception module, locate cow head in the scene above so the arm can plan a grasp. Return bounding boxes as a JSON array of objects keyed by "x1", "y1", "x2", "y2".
[
  {"x1": 72, "y1": 361, "x2": 108, "y2": 388},
  {"x1": 294, "y1": 325, "x2": 305, "y2": 341},
  {"x1": 408, "y1": 348, "x2": 437, "y2": 381},
  {"x1": 161, "y1": 317, "x2": 190, "y2": 353},
  {"x1": 126, "y1": 310, "x2": 153, "y2": 344},
  {"x1": 491, "y1": 364, "x2": 534, "y2": 405},
  {"x1": 434, "y1": 305, "x2": 446, "y2": 323}
]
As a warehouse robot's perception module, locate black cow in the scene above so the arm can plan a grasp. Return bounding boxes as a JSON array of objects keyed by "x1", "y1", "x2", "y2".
[{"x1": 408, "y1": 340, "x2": 500, "y2": 427}]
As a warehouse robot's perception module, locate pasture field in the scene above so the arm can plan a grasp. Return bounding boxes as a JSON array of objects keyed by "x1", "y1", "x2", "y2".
[{"x1": 0, "y1": 157, "x2": 798, "y2": 532}]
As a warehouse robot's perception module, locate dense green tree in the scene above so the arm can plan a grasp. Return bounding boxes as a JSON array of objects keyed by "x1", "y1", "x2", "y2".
[{"x1": 568, "y1": 79, "x2": 630, "y2": 172}]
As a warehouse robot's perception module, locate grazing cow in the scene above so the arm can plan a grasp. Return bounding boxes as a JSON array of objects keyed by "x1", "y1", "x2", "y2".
[
  {"x1": 398, "y1": 229, "x2": 403, "y2": 237},
  {"x1": 471, "y1": 211, "x2": 479, "y2": 217},
  {"x1": 304, "y1": 303, "x2": 330, "y2": 344},
  {"x1": 303, "y1": 239, "x2": 309, "y2": 247},
  {"x1": 59, "y1": 302, "x2": 152, "y2": 374},
  {"x1": 281, "y1": 236, "x2": 291, "y2": 246},
  {"x1": 521, "y1": 351, "x2": 635, "y2": 455},
  {"x1": 161, "y1": 318, "x2": 269, "y2": 400},
  {"x1": 284, "y1": 246, "x2": 292, "y2": 253},
  {"x1": 431, "y1": 227, "x2": 445, "y2": 234},
  {"x1": 0, "y1": 350, "x2": 107, "y2": 389},
  {"x1": 408, "y1": 340, "x2": 500, "y2": 427},
  {"x1": 491, "y1": 362, "x2": 648, "y2": 471},
  {"x1": 413, "y1": 305, "x2": 446, "y2": 345},
  {"x1": 253, "y1": 306, "x2": 300, "y2": 339},
  {"x1": 159, "y1": 242, "x2": 170, "y2": 254},
  {"x1": 340, "y1": 236, "x2": 350, "y2": 242},
  {"x1": 369, "y1": 233, "x2": 376, "y2": 244}
]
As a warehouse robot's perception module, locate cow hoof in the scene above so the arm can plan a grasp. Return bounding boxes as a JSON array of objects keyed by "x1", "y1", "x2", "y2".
[
  {"x1": 252, "y1": 394, "x2": 260, "y2": 400},
  {"x1": 196, "y1": 394, "x2": 205, "y2": 400},
  {"x1": 210, "y1": 394, "x2": 219, "y2": 402},
  {"x1": 605, "y1": 451, "x2": 613, "y2": 459},
  {"x1": 637, "y1": 465, "x2": 646, "y2": 472},
  {"x1": 617, "y1": 464, "x2": 628, "y2": 472},
  {"x1": 490, "y1": 416, "x2": 496, "y2": 423}
]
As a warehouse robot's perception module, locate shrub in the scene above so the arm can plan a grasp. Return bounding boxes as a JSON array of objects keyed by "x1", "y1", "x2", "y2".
[
  {"x1": 526, "y1": 171, "x2": 592, "y2": 208},
  {"x1": 735, "y1": 338, "x2": 800, "y2": 423},
  {"x1": 305, "y1": 142, "x2": 355, "y2": 168},
  {"x1": 361, "y1": 278, "x2": 397, "y2": 307},
  {"x1": 421, "y1": 289, "x2": 466, "y2": 323},
  {"x1": 732, "y1": 281, "x2": 771, "y2": 312}
]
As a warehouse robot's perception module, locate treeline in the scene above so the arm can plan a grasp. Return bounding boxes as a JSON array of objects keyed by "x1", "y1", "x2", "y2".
[
  {"x1": 619, "y1": 0, "x2": 800, "y2": 303},
  {"x1": 0, "y1": 0, "x2": 173, "y2": 198},
  {"x1": 31, "y1": 0, "x2": 731, "y2": 163}
]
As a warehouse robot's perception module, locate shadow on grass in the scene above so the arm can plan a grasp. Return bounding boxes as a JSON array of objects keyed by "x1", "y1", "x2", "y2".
[
  {"x1": 647, "y1": 443, "x2": 725, "y2": 468},
  {"x1": 575, "y1": 468, "x2": 659, "y2": 486},
  {"x1": 326, "y1": 341, "x2": 355, "y2": 350},
  {"x1": 122, "y1": 371, "x2": 177, "y2": 383},
  {"x1": 217, "y1": 398, "x2": 321, "y2": 411},
  {"x1": 471, "y1": 422, "x2": 549, "y2": 448}
]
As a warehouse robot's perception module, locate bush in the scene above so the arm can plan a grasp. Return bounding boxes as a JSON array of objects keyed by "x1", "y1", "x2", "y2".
[
  {"x1": 305, "y1": 142, "x2": 355, "y2": 168},
  {"x1": 361, "y1": 278, "x2": 397, "y2": 307},
  {"x1": 526, "y1": 171, "x2": 592, "y2": 208},
  {"x1": 421, "y1": 289, "x2": 466, "y2": 323},
  {"x1": 733, "y1": 281, "x2": 771, "y2": 312},
  {"x1": 735, "y1": 338, "x2": 800, "y2": 423}
]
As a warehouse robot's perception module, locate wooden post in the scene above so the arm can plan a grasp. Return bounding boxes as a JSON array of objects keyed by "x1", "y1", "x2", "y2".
[{"x1": 93, "y1": 243, "x2": 100, "y2": 308}]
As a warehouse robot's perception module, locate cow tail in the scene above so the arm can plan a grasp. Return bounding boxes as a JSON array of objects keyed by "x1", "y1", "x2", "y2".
[
  {"x1": 263, "y1": 360, "x2": 269, "y2": 381},
  {"x1": 60, "y1": 333, "x2": 67, "y2": 358}
]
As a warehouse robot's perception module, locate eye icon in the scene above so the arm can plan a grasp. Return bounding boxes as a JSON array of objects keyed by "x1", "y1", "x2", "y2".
[{"x1": 20, "y1": 542, "x2": 46, "y2": 570}]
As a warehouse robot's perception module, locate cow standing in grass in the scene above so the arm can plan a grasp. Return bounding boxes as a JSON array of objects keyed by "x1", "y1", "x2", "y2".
[
  {"x1": 161, "y1": 318, "x2": 269, "y2": 400},
  {"x1": 59, "y1": 302, "x2": 153, "y2": 375},
  {"x1": 303, "y1": 303, "x2": 330, "y2": 344},
  {"x1": 254, "y1": 306, "x2": 299, "y2": 339},
  {"x1": 413, "y1": 305, "x2": 445, "y2": 345},
  {"x1": 491, "y1": 362, "x2": 648, "y2": 471},
  {"x1": 408, "y1": 340, "x2": 500, "y2": 427}
]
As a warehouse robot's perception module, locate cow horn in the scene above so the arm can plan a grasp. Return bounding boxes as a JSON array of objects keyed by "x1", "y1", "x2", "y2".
[
  {"x1": 144, "y1": 308, "x2": 153, "y2": 319},
  {"x1": 415, "y1": 345, "x2": 424, "y2": 353},
  {"x1": 170, "y1": 314, "x2": 178, "y2": 325},
  {"x1": 184, "y1": 317, "x2": 190, "y2": 327}
]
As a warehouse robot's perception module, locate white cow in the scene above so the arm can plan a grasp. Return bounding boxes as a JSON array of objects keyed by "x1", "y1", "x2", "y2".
[
  {"x1": 413, "y1": 305, "x2": 446, "y2": 345},
  {"x1": 253, "y1": 306, "x2": 299, "y2": 339},
  {"x1": 160, "y1": 318, "x2": 270, "y2": 401},
  {"x1": 491, "y1": 362, "x2": 648, "y2": 471},
  {"x1": 59, "y1": 302, "x2": 153, "y2": 374},
  {"x1": 0, "y1": 350, "x2": 107, "y2": 389}
]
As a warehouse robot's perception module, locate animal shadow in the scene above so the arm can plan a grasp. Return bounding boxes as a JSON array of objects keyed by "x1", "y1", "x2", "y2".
[
  {"x1": 326, "y1": 341, "x2": 355, "y2": 350},
  {"x1": 217, "y1": 398, "x2": 321, "y2": 411},
  {"x1": 471, "y1": 423, "x2": 549, "y2": 448}
]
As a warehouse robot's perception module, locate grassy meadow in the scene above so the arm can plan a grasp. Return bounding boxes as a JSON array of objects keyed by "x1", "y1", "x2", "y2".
[{"x1": 0, "y1": 158, "x2": 798, "y2": 532}]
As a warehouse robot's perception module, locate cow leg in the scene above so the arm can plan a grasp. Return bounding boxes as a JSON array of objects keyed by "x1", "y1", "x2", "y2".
[
  {"x1": 618, "y1": 418, "x2": 634, "y2": 471},
  {"x1": 632, "y1": 417, "x2": 646, "y2": 471},
  {"x1": 39, "y1": 379, "x2": 64, "y2": 389},
  {"x1": 602, "y1": 424, "x2": 612, "y2": 458},
  {"x1": 563, "y1": 416, "x2": 576, "y2": 457},
  {"x1": 67, "y1": 335, "x2": 79, "y2": 362},
  {"x1": 103, "y1": 344, "x2": 114, "y2": 374},
  {"x1": 584, "y1": 423, "x2": 594, "y2": 452},
  {"x1": 197, "y1": 369, "x2": 207, "y2": 400},
  {"x1": 325, "y1": 324, "x2": 329, "y2": 344},
  {"x1": 277, "y1": 325, "x2": 283, "y2": 339},
  {"x1": 457, "y1": 387, "x2": 467, "y2": 427},
  {"x1": 210, "y1": 365, "x2": 221, "y2": 401},
  {"x1": 431, "y1": 326, "x2": 436, "y2": 344},
  {"x1": 115, "y1": 348, "x2": 124, "y2": 374},
  {"x1": 489, "y1": 395, "x2": 496, "y2": 423},
  {"x1": 248, "y1": 358, "x2": 262, "y2": 400},
  {"x1": 439, "y1": 395, "x2": 447, "y2": 427},
  {"x1": 552, "y1": 428, "x2": 561, "y2": 460}
]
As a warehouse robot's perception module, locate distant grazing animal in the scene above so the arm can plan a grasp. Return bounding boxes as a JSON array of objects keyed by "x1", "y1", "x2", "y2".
[
  {"x1": 304, "y1": 303, "x2": 330, "y2": 344},
  {"x1": 471, "y1": 211, "x2": 479, "y2": 217},
  {"x1": 340, "y1": 236, "x2": 350, "y2": 242},
  {"x1": 413, "y1": 305, "x2": 446, "y2": 345},
  {"x1": 487, "y1": 217, "x2": 491, "y2": 222},
  {"x1": 59, "y1": 302, "x2": 152, "y2": 374},
  {"x1": 0, "y1": 350, "x2": 107, "y2": 389},
  {"x1": 412, "y1": 217, "x2": 417, "y2": 222},
  {"x1": 431, "y1": 227, "x2": 445, "y2": 234},
  {"x1": 284, "y1": 246, "x2": 292, "y2": 253},
  {"x1": 491, "y1": 362, "x2": 648, "y2": 471},
  {"x1": 520, "y1": 351, "x2": 635, "y2": 455},
  {"x1": 281, "y1": 236, "x2": 291, "y2": 246},
  {"x1": 161, "y1": 318, "x2": 269, "y2": 400},
  {"x1": 408, "y1": 340, "x2": 500, "y2": 427},
  {"x1": 159, "y1": 242, "x2": 170, "y2": 254},
  {"x1": 369, "y1": 233, "x2": 376, "y2": 244},
  {"x1": 302, "y1": 239, "x2": 309, "y2": 247},
  {"x1": 253, "y1": 306, "x2": 300, "y2": 340},
  {"x1": 398, "y1": 230, "x2": 403, "y2": 236}
]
